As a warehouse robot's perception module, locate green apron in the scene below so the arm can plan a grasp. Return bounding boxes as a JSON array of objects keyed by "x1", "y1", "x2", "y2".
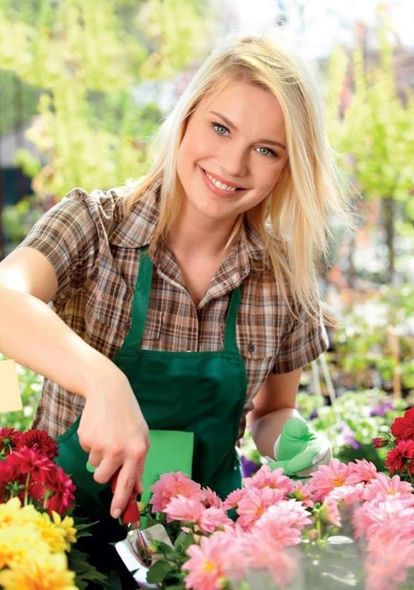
[{"x1": 56, "y1": 248, "x2": 247, "y2": 585}]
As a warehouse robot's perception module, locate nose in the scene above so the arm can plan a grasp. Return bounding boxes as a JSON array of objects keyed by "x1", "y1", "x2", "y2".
[{"x1": 218, "y1": 142, "x2": 248, "y2": 179}]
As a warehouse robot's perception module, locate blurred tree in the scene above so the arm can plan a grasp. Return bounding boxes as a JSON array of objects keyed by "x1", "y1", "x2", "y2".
[
  {"x1": 0, "y1": 0, "x2": 211, "y2": 203},
  {"x1": 326, "y1": 21, "x2": 414, "y2": 284}
]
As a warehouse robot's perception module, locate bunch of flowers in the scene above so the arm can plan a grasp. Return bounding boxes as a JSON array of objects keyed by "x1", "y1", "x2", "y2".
[
  {"x1": 373, "y1": 407, "x2": 414, "y2": 482},
  {"x1": 0, "y1": 426, "x2": 106, "y2": 590},
  {"x1": 142, "y1": 459, "x2": 414, "y2": 590}
]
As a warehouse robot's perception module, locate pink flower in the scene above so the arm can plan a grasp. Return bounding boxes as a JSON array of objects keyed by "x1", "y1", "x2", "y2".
[
  {"x1": 184, "y1": 533, "x2": 240, "y2": 590},
  {"x1": 150, "y1": 472, "x2": 203, "y2": 512},
  {"x1": 223, "y1": 488, "x2": 246, "y2": 510},
  {"x1": 353, "y1": 497, "x2": 414, "y2": 541},
  {"x1": 242, "y1": 529, "x2": 296, "y2": 587},
  {"x1": 164, "y1": 495, "x2": 204, "y2": 524},
  {"x1": 199, "y1": 507, "x2": 233, "y2": 534},
  {"x1": 327, "y1": 483, "x2": 365, "y2": 506},
  {"x1": 365, "y1": 538, "x2": 414, "y2": 590},
  {"x1": 244, "y1": 465, "x2": 293, "y2": 496},
  {"x1": 308, "y1": 459, "x2": 353, "y2": 502},
  {"x1": 319, "y1": 496, "x2": 341, "y2": 527},
  {"x1": 252, "y1": 499, "x2": 311, "y2": 548},
  {"x1": 290, "y1": 480, "x2": 314, "y2": 508},
  {"x1": 362, "y1": 472, "x2": 414, "y2": 502},
  {"x1": 200, "y1": 487, "x2": 223, "y2": 509},
  {"x1": 347, "y1": 459, "x2": 378, "y2": 484},
  {"x1": 237, "y1": 486, "x2": 284, "y2": 530}
]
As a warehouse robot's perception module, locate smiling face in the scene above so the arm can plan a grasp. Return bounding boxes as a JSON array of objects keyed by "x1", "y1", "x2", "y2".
[{"x1": 176, "y1": 78, "x2": 288, "y2": 229}]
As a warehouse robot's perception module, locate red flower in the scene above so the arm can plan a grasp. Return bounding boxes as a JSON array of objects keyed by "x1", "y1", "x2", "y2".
[
  {"x1": 0, "y1": 427, "x2": 21, "y2": 456},
  {"x1": 43, "y1": 464, "x2": 76, "y2": 516},
  {"x1": 390, "y1": 407, "x2": 414, "y2": 441},
  {"x1": 372, "y1": 437, "x2": 388, "y2": 448},
  {"x1": 16, "y1": 429, "x2": 58, "y2": 460},
  {"x1": 385, "y1": 439, "x2": 414, "y2": 476}
]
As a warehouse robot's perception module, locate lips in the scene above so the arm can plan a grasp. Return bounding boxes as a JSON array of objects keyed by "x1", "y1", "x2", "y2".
[{"x1": 200, "y1": 167, "x2": 247, "y2": 196}]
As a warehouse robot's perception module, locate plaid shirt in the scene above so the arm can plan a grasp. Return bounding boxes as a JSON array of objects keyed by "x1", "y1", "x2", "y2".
[{"x1": 20, "y1": 182, "x2": 328, "y2": 438}]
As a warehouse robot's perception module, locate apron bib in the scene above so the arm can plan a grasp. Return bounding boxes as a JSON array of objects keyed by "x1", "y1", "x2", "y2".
[{"x1": 55, "y1": 248, "x2": 247, "y2": 583}]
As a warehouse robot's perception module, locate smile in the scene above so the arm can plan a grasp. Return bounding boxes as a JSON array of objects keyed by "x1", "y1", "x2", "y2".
[{"x1": 201, "y1": 168, "x2": 247, "y2": 195}]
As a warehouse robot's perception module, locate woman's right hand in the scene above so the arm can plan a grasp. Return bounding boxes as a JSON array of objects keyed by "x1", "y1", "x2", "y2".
[{"x1": 78, "y1": 370, "x2": 150, "y2": 519}]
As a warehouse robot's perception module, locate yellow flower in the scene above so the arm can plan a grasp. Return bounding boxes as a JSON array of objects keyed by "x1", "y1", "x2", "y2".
[
  {"x1": 52, "y1": 512, "x2": 77, "y2": 546},
  {"x1": 0, "y1": 523, "x2": 49, "y2": 569},
  {"x1": 0, "y1": 498, "x2": 22, "y2": 528},
  {"x1": 0, "y1": 552, "x2": 77, "y2": 590},
  {"x1": 34, "y1": 512, "x2": 68, "y2": 553}
]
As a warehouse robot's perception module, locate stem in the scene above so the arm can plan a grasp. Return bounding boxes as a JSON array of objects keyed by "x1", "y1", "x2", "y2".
[{"x1": 23, "y1": 473, "x2": 30, "y2": 506}]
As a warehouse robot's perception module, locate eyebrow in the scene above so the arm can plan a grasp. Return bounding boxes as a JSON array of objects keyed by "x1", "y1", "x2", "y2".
[{"x1": 209, "y1": 110, "x2": 287, "y2": 150}]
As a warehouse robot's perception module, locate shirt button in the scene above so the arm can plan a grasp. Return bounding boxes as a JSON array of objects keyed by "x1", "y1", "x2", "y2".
[
  {"x1": 125, "y1": 320, "x2": 131, "y2": 331},
  {"x1": 247, "y1": 342, "x2": 255, "y2": 353}
]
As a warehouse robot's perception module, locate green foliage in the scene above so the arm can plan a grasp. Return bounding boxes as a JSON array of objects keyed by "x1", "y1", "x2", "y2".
[
  {"x1": 0, "y1": 0, "x2": 211, "y2": 205},
  {"x1": 333, "y1": 284, "x2": 414, "y2": 392},
  {"x1": 0, "y1": 356, "x2": 42, "y2": 430}
]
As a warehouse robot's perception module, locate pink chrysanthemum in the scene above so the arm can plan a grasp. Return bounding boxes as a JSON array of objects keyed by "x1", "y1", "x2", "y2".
[
  {"x1": 237, "y1": 486, "x2": 284, "y2": 530},
  {"x1": 150, "y1": 472, "x2": 203, "y2": 512},
  {"x1": 365, "y1": 538, "x2": 414, "y2": 590},
  {"x1": 290, "y1": 480, "x2": 314, "y2": 508},
  {"x1": 353, "y1": 497, "x2": 414, "y2": 541},
  {"x1": 223, "y1": 488, "x2": 246, "y2": 510},
  {"x1": 251, "y1": 499, "x2": 311, "y2": 548},
  {"x1": 200, "y1": 487, "x2": 223, "y2": 509},
  {"x1": 308, "y1": 459, "x2": 353, "y2": 502},
  {"x1": 241, "y1": 532, "x2": 296, "y2": 588},
  {"x1": 184, "y1": 533, "x2": 241, "y2": 590},
  {"x1": 199, "y1": 507, "x2": 233, "y2": 534},
  {"x1": 362, "y1": 472, "x2": 414, "y2": 502},
  {"x1": 164, "y1": 495, "x2": 204, "y2": 524},
  {"x1": 244, "y1": 465, "x2": 293, "y2": 496},
  {"x1": 347, "y1": 459, "x2": 378, "y2": 484},
  {"x1": 327, "y1": 482, "x2": 365, "y2": 506}
]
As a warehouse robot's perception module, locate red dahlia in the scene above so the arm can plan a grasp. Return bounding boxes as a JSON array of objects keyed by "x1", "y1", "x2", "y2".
[
  {"x1": 385, "y1": 439, "x2": 414, "y2": 476},
  {"x1": 16, "y1": 429, "x2": 58, "y2": 460},
  {"x1": 390, "y1": 407, "x2": 414, "y2": 441}
]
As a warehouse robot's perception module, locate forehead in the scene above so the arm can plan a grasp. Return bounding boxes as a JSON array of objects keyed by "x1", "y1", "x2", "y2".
[{"x1": 195, "y1": 79, "x2": 285, "y2": 137}]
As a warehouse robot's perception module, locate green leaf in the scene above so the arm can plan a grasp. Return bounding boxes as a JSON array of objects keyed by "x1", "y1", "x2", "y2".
[{"x1": 146, "y1": 559, "x2": 175, "y2": 583}]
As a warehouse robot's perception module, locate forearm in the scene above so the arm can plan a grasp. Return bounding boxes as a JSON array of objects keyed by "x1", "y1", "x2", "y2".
[
  {"x1": 249, "y1": 407, "x2": 301, "y2": 457},
  {"x1": 0, "y1": 286, "x2": 126, "y2": 398}
]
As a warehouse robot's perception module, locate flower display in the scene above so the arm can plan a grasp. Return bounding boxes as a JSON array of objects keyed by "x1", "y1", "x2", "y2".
[
  {"x1": 141, "y1": 457, "x2": 414, "y2": 590},
  {"x1": 0, "y1": 427, "x2": 105, "y2": 590}
]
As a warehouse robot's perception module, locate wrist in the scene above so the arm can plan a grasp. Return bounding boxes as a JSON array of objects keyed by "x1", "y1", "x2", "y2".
[{"x1": 78, "y1": 352, "x2": 128, "y2": 401}]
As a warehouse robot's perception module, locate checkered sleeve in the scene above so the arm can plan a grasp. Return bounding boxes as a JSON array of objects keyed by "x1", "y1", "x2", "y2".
[
  {"x1": 272, "y1": 307, "x2": 329, "y2": 374},
  {"x1": 17, "y1": 189, "x2": 101, "y2": 296}
]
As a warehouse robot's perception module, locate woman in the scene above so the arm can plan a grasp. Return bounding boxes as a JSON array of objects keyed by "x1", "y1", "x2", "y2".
[{"x1": 0, "y1": 33, "x2": 342, "y2": 582}]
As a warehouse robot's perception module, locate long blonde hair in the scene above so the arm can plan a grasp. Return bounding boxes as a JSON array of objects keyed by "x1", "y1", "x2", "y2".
[{"x1": 126, "y1": 34, "x2": 349, "y2": 319}]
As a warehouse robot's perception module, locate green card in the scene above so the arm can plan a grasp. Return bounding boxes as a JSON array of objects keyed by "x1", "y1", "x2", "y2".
[{"x1": 141, "y1": 430, "x2": 194, "y2": 503}]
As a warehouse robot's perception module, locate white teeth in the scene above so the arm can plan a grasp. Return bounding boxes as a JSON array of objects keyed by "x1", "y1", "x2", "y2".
[{"x1": 206, "y1": 172, "x2": 238, "y2": 192}]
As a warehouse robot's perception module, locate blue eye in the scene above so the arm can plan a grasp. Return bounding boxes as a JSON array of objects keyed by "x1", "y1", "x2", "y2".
[
  {"x1": 212, "y1": 122, "x2": 229, "y2": 136},
  {"x1": 256, "y1": 146, "x2": 277, "y2": 158}
]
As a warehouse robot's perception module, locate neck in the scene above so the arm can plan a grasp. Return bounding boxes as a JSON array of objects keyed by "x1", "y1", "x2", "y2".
[{"x1": 168, "y1": 203, "x2": 240, "y2": 258}]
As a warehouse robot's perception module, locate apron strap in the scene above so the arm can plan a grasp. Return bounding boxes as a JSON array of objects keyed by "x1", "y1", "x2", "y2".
[
  {"x1": 121, "y1": 247, "x2": 242, "y2": 355},
  {"x1": 223, "y1": 286, "x2": 242, "y2": 355},
  {"x1": 120, "y1": 248, "x2": 153, "y2": 353}
]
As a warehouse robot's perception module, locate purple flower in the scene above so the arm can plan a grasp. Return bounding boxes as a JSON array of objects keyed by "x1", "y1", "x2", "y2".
[
  {"x1": 240, "y1": 455, "x2": 260, "y2": 478},
  {"x1": 369, "y1": 400, "x2": 394, "y2": 417},
  {"x1": 339, "y1": 422, "x2": 361, "y2": 450}
]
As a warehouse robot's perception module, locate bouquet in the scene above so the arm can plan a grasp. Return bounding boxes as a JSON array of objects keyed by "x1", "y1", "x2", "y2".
[
  {"x1": 374, "y1": 406, "x2": 414, "y2": 483},
  {"x1": 0, "y1": 427, "x2": 105, "y2": 590},
  {"x1": 136, "y1": 458, "x2": 414, "y2": 590}
]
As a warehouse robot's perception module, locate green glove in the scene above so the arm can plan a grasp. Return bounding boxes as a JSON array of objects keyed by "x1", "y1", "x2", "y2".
[{"x1": 267, "y1": 417, "x2": 331, "y2": 478}]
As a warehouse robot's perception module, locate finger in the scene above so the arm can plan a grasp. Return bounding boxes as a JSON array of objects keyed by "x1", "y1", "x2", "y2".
[
  {"x1": 93, "y1": 455, "x2": 121, "y2": 485},
  {"x1": 110, "y1": 460, "x2": 140, "y2": 519},
  {"x1": 87, "y1": 450, "x2": 103, "y2": 470}
]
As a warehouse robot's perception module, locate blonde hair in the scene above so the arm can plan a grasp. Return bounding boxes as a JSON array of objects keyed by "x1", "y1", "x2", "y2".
[{"x1": 126, "y1": 34, "x2": 350, "y2": 319}]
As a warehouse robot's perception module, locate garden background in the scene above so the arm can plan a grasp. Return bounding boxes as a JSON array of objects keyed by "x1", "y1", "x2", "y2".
[{"x1": 1, "y1": 0, "x2": 413, "y2": 464}]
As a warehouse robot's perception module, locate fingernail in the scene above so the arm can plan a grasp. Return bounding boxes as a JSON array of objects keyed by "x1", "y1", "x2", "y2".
[{"x1": 112, "y1": 509, "x2": 121, "y2": 519}]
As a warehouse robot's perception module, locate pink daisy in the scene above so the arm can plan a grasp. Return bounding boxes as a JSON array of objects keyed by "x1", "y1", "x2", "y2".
[
  {"x1": 244, "y1": 465, "x2": 293, "y2": 495},
  {"x1": 347, "y1": 459, "x2": 378, "y2": 484},
  {"x1": 308, "y1": 459, "x2": 353, "y2": 502},
  {"x1": 237, "y1": 486, "x2": 284, "y2": 530},
  {"x1": 184, "y1": 533, "x2": 241, "y2": 590},
  {"x1": 252, "y1": 499, "x2": 311, "y2": 548},
  {"x1": 199, "y1": 507, "x2": 233, "y2": 534},
  {"x1": 200, "y1": 487, "x2": 223, "y2": 509},
  {"x1": 150, "y1": 472, "x2": 203, "y2": 512},
  {"x1": 290, "y1": 480, "x2": 314, "y2": 508},
  {"x1": 223, "y1": 488, "x2": 246, "y2": 510},
  {"x1": 164, "y1": 495, "x2": 204, "y2": 524},
  {"x1": 362, "y1": 472, "x2": 414, "y2": 502}
]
